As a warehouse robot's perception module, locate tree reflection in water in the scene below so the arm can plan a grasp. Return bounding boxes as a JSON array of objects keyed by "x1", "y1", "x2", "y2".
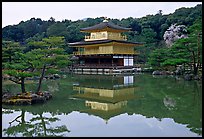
[
  {"x1": 3, "y1": 109, "x2": 69, "y2": 137},
  {"x1": 2, "y1": 73, "x2": 202, "y2": 137}
]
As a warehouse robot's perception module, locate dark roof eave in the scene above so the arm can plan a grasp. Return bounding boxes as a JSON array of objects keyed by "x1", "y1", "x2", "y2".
[{"x1": 69, "y1": 39, "x2": 144, "y2": 47}]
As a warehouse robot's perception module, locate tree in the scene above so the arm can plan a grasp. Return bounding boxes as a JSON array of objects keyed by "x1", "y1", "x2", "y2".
[
  {"x1": 148, "y1": 18, "x2": 202, "y2": 75},
  {"x1": 148, "y1": 48, "x2": 170, "y2": 69},
  {"x1": 163, "y1": 24, "x2": 188, "y2": 47},
  {"x1": 169, "y1": 18, "x2": 202, "y2": 75},
  {"x1": 3, "y1": 109, "x2": 69, "y2": 137},
  {"x1": 2, "y1": 41, "x2": 33, "y2": 93},
  {"x1": 2, "y1": 4, "x2": 202, "y2": 68},
  {"x1": 46, "y1": 22, "x2": 68, "y2": 37},
  {"x1": 3, "y1": 36, "x2": 71, "y2": 94},
  {"x1": 138, "y1": 25, "x2": 157, "y2": 63},
  {"x1": 3, "y1": 52, "x2": 34, "y2": 93},
  {"x1": 25, "y1": 36, "x2": 71, "y2": 93},
  {"x1": 157, "y1": 10, "x2": 163, "y2": 15},
  {"x1": 2, "y1": 40, "x2": 23, "y2": 63},
  {"x1": 2, "y1": 25, "x2": 24, "y2": 42}
]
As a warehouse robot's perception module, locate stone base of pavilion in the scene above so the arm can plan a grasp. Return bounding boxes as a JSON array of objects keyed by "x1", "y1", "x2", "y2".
[{"x1": 71, "y1": 65, "x2": 139, "y2": 75}]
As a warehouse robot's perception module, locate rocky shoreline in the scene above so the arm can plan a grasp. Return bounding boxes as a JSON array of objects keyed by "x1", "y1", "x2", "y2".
[
  {"x1": 152, "y1": 70, "x2": 202, "y2": 81},
  {"x1": 2, "y1": 91, "x2": 52, "y2": 105}
]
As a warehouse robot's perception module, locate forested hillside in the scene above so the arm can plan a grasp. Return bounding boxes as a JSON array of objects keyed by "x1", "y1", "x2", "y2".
[{"x1": 2, "y1": 4, "x2": 202, "y2": 74}]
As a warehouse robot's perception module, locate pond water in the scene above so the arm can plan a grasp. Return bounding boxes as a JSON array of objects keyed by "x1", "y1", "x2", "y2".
[{"x1": 2, "y1": 73, "x2": 202, "y2": 137}]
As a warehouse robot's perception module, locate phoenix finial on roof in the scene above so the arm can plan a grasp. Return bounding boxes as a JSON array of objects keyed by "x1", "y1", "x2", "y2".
[{"x1": 103, "y1": 17, "x2": 108, "y2": 22}]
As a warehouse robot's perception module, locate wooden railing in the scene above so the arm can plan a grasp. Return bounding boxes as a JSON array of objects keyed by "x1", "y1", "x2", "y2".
[
  {"x1": 73, "y1": 51, "x2": 85, "y2": 55},
  {"x1": 84, "y1": 35, "x2": 127, "y2": 41},
  {"x1": 73, "y1": 50, "x2": 139, "y2": 55},
  {"x1": 73, "y1": 64, "x2": 134, "y2": 69}
]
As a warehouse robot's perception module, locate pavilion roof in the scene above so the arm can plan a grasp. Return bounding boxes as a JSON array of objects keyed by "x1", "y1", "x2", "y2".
[
  {"x1": 80, "y1": 21, "x2": 131, "y2": 32},
  {"x1": 69, "y1": 39, "x2": 143, "y2": 47}
]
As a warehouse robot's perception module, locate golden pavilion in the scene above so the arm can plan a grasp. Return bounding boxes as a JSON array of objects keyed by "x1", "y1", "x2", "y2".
[{"x1": 69, "y1": 18, "x2": 143, "y2": 74}]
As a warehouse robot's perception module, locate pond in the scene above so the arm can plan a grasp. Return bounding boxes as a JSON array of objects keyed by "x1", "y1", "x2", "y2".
[{"x1": 2, "y1": 73, "x2": 202, "y2": 137}]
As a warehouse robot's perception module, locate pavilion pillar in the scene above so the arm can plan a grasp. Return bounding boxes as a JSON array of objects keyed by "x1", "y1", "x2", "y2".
[{"x1": 98, "y1": 58, "x2": 100, "y2": 65}]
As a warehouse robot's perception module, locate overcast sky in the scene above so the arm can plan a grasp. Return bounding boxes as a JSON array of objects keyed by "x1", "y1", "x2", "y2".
[{"x1": 2, "y1": 2, "x2": 202, "y2": 28}]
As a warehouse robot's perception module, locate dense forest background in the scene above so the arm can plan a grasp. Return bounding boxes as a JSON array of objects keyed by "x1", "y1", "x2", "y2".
[{"x1": 2, "y1": 4, "x2": 202, "y2": 73}]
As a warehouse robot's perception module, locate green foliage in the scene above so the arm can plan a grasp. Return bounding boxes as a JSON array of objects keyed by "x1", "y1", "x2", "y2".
[
  {"x1": 161, "y1": 59, "x2": 188, "y2": 66},
  {"x1": 28, "y1": 41, "x2": 48, "y2": 48},
  {"x1": 3, "y1": 70, "x2": 33, "y2": 78},
  {"x1": 46, "y1": 69, "x2": 59, "y2": 75},
  {"x1": 2, "y1": 4, "x2": 202, "y2": 72},
  {"x1": 25, "y1": 37, "x2": 71, "y2": 69},
  {"x1": 148, "y1": 17, "x2": 202, "y2": 74},
  {"x1": 57, "y1": 60, "x2": 72, "y2": 68},
  {"x1": 4, "y1": 63, "x2": 26, "y2": 70},
  {"x1": 24, "y1": 36, "x2": 69, "y2": 54},
  {"x1": 2, "y1": 41, "x2": 34, "y2": 92},
  {"x1": 2, "y1": 36, "x2": 71, "y2": 93},
  {"x1": 2, "y1": 4, "x2": 201, "y2": 48},
  {"x1": 148, "y1": 48, "x2": 169, "y2": 68},
  {"x1": 2, "y1": 41, "x2": 24, "y2": 64},
  {"x1": 42, "y1": 36, "x2": 66, "y2": 48},
  {"x1": 46, "y1": 22, "x2": 67, "y2": 37}
]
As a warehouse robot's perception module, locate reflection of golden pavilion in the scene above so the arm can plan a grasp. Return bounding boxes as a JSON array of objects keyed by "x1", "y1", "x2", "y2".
[
  {"x1": 73, "y1": 86, "x2": 136, "y2": 103},
  {"x1": 72, "y1": 75, "x2": 139, "y2": 122},
  {"x1": 86, "y1": 100, "x2": 127, "y2": 111}
]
